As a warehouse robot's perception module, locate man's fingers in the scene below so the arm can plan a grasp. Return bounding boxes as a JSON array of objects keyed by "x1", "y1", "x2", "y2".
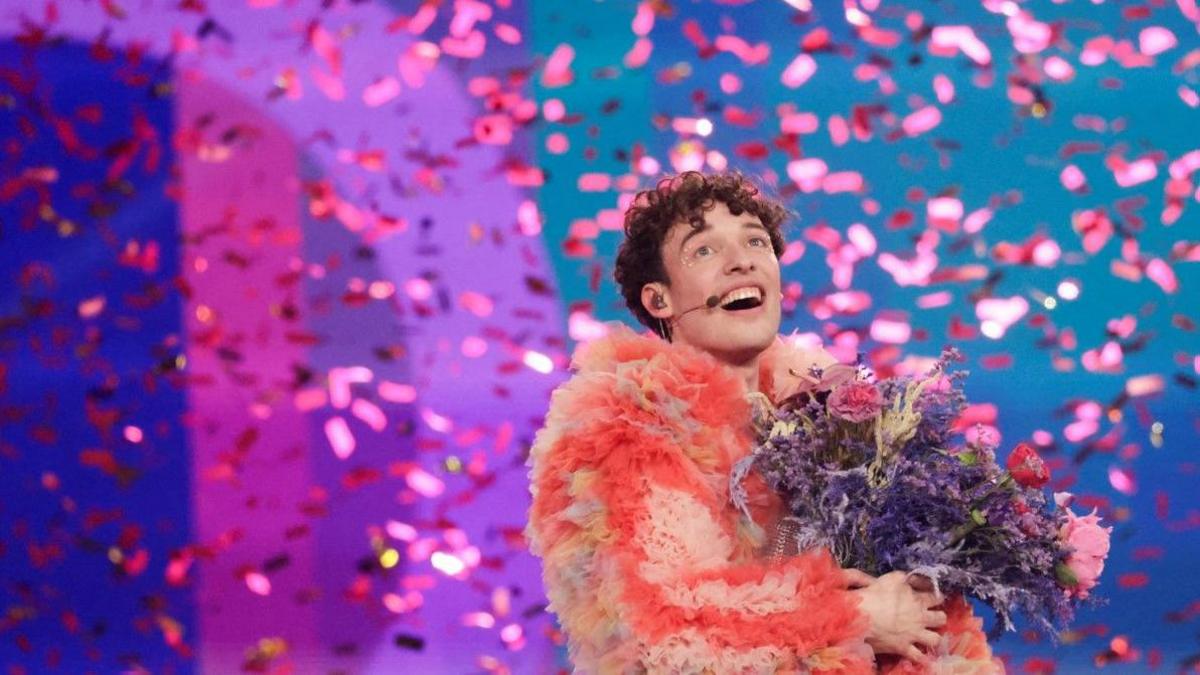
[
  {"x1": 842, "y1": 568, "x2": 875, "y2": 588},
  {"x1": 903, "y1": 645, "x2": 929, "y2": 664},
  {"x1": 915, "y1": 629, "x2": 941, "y2": 650},
  {"x1": 924, "y1": 610, "x2": 948, "y2": 628},
  {"x1": 919, "y1": 591, "x2": 945, "y2": 608}
]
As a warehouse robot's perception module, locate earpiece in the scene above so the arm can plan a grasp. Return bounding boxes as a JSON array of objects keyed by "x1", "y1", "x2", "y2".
[{"x1": 652, "y1": 293, "x2": 667, "y2": 310}]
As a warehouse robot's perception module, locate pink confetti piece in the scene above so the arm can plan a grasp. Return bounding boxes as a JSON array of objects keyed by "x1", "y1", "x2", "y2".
[
  {"x1": 244, "y1": 571, "x2": 271, "y2": 596},
  {"x1": 500, "y1": 623, "x2": 524, "y2": 649},
  {"x1": 362, "y1": 77, "x2": 401, "y2": 107},
  {"x1": 430, "y1": 551, "x2": 466, "y2": 576},
  {"x1": 421, "y1": 407, "x2": 454, "y2": 433},
  {"x1": 577, "y1": 173, "x2": 611, "y2": 192},
  {"x1": 1109, "y1": 465, "x2": 1137, "y2": 495},
  {"x1": 869, "y1": 312, "x2": 912, "y2": 344},
  {"x1": 1044, "y1": 55, "x2": 1076, "y2": 81},
  {"x1": 324, "y1": 416, "x2": 356, "y2": 459},
  {"x1": 78, "y1": 295, "x2": 106, "y2": 318},
  {"x1": 449, "y1": 0, "x2": 492, "y2": 38},
  {"x1": 522, "y1": 350, "x2": 554, "y2": 374},
  {"x1": 328, "y1": 366, "x2": 372, "y2": 409},
  {"x1": 1125, "y1": 374, "x2": 1164, "y2": 398},
  {"x1": 294, "y1": 387, "x2": 328, "y2": 412},
  {"x1": 846, "y1": 223, "x2": 876, "y2": 256},
  {"x1": 929, "y1": 26, "x2": 992, "y2": 65},
  {"x1": 963, "y1": 207, "x2": 993, "y2": 234},
  {"x1": 632, "y1": 2, "x2": 655, "y2": 35},
  {"x1": 976, "y1": 296, "x2": 1029, "y2": 339},
  {"x1": 714, "y1": 35, "x2": 769, "y2": 65},
  {"x1": 463, "y1": 612, "x2": 496, "y2": 629},
  {"x1": 781, "y1": 53, "x2": 817, "y2": 88},
  {"x1": 933, "y1": 74, "x2": 955, "y2": 103},
  {"x1": 927, "y1": 196, "x2": 963, "y2": 231},
  {"x1": 1179, "y1": 86, "x2": 1199, "y2": 108},
  {"x1": 459, "y1": 291, "x2": 494, "y2": 317},
  {"x1": 1081, "y1": 35, "x2": 1113, "y2": 66},
  {"x1": 877, "y1": 232, "x2": 939, "y2": 286},
  {"x1": 1061, "y1": 164, "x2": 1087, "y2": 191},
  {"x1": 123, "y1": 425, "x2": 143, "y2": 443},
  {"x1": 442, "y1": 29, "x2": 486, "y2": 59},
  {"x1": 1082, "y1": 341, "x2": 1124, "y2": 373},
  {"x1": 378, "y1": 380, "x2": 416, "y2": 404},
  {"x1": 494, "y1": 22, "x2": 521, "y2": 44},
  {"x1": 386, "y1": 520, "x2": 418, "y2": 542},
  {"x1": 780, "y1": 110, "x2": 819, "y2": 135},
  {"x1": 787, "y1": 158, "x2": 828, "y2": 192},
  {"x1": 541, "y1": 43, "x2": 575, "y2": 88},
  {"x1": 351, "y1": 398, "x2": 387, "y2": 432},
  {"x1": 461, "y1": 336, "x2": 488, "y2": 358},
  {"x1": 569, "y1": 308, "x2": 610, "y2": 342},
  {"x1": 407, "y1": 467, "x2": 445, "y2": 498},
  {"x1": 822, "y1": 171, "x2": 863, "y2": 194},
  {"x1": 720, "y1": 73, "x2": 742, "y2": 94},
  {"x1": 1145, "y1": 258, "x2": 1178, "y2": 293},
  {"x1": 916, "y1": 291, "x2": 952, "y2": 309},
  {"x1": 1006, "y1": 11, "x2": 1053, "y2": 54},
  {"x1": 405, "y1": 3, "x2": 438, "y2": 35},
  {"x1": 473, "y1": 113, "x2": 513, "y2": 145},
  {"x1": 902, "y1": 105, "x2": 942, "y2": 137},
  {"x1": 624, "y1": 37, "x2": 653, "y2": 68},
  {"x1": 1139, "y1": 27, "x2": 1177, "y2": 56},
  {"x1": 1113, "y1": 156, "x2": 1158, "y2": 187}
]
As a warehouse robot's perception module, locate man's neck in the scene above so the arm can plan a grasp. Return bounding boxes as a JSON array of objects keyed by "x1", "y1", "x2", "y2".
[{"x1": 729, "y1": 356, "x2": 761, "y2": 395}]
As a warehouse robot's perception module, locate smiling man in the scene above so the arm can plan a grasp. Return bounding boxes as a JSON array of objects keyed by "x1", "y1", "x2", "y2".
[{"x1": 526, "y1": 172, "x2": 997, "y2": 673}]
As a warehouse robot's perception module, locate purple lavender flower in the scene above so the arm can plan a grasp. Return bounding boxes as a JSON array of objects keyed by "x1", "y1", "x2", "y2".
[{"x1": 736, "y1": 347, "x2": 1082, "y2": 637}]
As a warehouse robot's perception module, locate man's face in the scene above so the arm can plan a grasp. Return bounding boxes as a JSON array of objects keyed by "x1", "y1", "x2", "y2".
[{"x1": 644, "y1": 200, "x2": 782, "y2": 363}]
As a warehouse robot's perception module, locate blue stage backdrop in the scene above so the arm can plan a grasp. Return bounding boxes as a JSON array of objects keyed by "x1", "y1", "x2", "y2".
[{"x1": 0, "y1": 1, "x2": 1197, "y2": 673}]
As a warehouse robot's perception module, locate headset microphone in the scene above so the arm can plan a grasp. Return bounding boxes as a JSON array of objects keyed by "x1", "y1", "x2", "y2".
[{"x1": 675, "y1": 294, "x2": 722, "y2": 321}]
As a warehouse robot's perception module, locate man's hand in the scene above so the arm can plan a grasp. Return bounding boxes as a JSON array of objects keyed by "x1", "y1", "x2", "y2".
[{"x1": 845, "y1": 569, "x2": 947, "y2": 663}]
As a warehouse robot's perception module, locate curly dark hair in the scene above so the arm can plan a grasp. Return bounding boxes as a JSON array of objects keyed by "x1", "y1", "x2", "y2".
[{"x1": 613, "y1": 171, "x2": 790, "y2": 339}]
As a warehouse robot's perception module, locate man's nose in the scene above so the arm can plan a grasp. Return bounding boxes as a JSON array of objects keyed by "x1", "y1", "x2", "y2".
[{"x1": 724, "y1": 246, "x2": 756, "y2": 273}]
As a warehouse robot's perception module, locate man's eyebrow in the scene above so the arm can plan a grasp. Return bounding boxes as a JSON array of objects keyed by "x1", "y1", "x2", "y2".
[{"x1": 677, "y1": 223, "x2": 710, "y2": 252}]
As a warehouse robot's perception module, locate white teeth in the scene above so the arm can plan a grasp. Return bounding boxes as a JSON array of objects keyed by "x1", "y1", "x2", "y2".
[{"x1": 719, "y1": 287, "x2": 762, "y2": 306}]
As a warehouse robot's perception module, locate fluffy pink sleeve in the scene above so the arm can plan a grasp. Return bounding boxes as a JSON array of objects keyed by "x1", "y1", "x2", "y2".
[{"x1": 530, "y1": 414, "x2": 874, "y2": 673}]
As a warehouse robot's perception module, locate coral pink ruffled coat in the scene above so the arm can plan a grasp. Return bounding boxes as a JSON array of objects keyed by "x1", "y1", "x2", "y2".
[{"x1": 526, "y1": 323, "x2": 1002, "y2": 674}]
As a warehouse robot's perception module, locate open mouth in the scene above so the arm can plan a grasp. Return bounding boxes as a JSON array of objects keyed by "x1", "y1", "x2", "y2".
[{"x1": 719, "y1": 286, "x2": 765, "y2": 312}]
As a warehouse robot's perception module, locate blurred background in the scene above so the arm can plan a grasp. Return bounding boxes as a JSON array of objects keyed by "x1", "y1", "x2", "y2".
[{"x1": 0, "y1": 0, "x2": 1197, "y2": 672}]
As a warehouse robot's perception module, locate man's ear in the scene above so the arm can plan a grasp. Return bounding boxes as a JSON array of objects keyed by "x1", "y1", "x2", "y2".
[{"x1": 641, "y1": 284, "x2": 672, "y2": 319}]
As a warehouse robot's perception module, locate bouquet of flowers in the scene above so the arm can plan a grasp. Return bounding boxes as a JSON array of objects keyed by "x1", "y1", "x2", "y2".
[{"x1": 732, "y1": 347, "x2": 1111, "y2": 637}]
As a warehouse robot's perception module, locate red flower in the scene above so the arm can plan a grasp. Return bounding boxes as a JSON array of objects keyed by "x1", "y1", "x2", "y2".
[{"x1": 1006, "y1": 442, "x2": 1050, "y2": 489}]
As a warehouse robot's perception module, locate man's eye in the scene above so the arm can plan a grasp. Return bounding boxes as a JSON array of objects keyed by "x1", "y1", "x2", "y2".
[
  {"x1": 749, "y1": 236, "x2": 768, "y2": 247},
  {"x1": 695, "y1": 245, "x2": 713, "y2": 256}
]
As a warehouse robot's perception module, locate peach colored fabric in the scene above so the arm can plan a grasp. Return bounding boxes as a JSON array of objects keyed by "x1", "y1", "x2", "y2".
[{"x1": 526, "y1": 323, "x2": 1001, "y2": 674}]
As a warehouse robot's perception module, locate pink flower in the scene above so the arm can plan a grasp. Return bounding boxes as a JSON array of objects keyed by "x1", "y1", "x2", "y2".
[
  {"x1": 768, "y1": 342, "x2": 857, "y2": 404},
  {"x1": 1058, "y1": 508, "x2": 1112, "y2": 599},
  {"x1": 827, "y1": 381, "x2": 884, "y2": 423},
  {"x1": 1006, "y1": 442, "x2": 1050, "y2": 489}
]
